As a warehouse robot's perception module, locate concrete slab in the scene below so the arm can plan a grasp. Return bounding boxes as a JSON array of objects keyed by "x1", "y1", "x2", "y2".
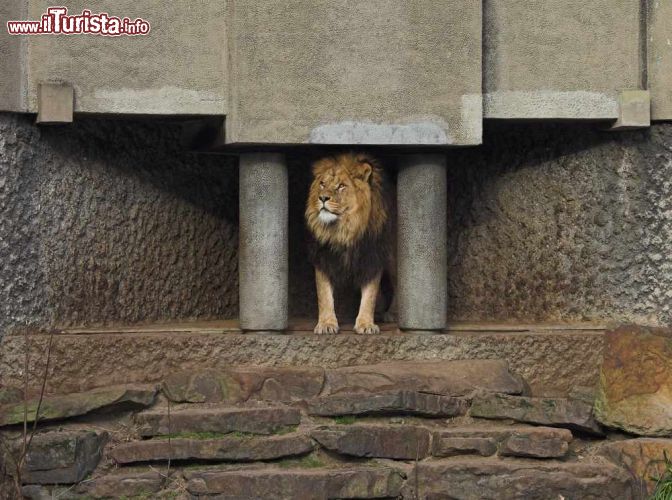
[
  {"x1": 227, "y1": 0, "x2": 482, "y2": 145},
  {"x1": 648, "y1": 0, "x2": 672, "y2": 120},
  {"x1": 484, "y1": 0, "x2": 641, "y2": 119},
  {"x1": 25, "y1": 0, "x2": 228, "y2": 115}
]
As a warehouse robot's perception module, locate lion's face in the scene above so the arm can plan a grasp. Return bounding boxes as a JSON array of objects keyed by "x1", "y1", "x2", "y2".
[{"x1": 305, "y1": 153, "x2": 385, "y2": 247}]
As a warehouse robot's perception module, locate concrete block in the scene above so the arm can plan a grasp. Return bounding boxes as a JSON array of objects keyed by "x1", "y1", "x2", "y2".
[
  {"x1": 36, "y1": 82, "x2": 73, "y2": 124},
  {"x1": 397, "y1": 154, "x2": 447, "y2": 330},
  {"x1": 239, "y1": 153, "x2": 288, "y2": 331},
  {"x1": 483, "y1": 0, "x2": 640, "y2": 119},
  {"x1": 227, "y1": 0, "x2": 482, "y2": 145},
  {"x1": 610, "y1": 90, "x2": 651, "y2": 130},
  {"x1": 649, "y1": 0, "x2": 672, "y2": 120}
]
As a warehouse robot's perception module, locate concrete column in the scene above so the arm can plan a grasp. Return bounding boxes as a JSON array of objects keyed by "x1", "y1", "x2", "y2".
[
  {"x1": 239, "y1": 153, "x2": 288, "y2": 331},
  {"x1": 397, "y1": 154, "x2": 448, "y2": 331}
]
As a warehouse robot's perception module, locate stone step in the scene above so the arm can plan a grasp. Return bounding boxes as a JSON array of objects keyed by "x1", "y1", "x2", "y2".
[
  {"x1": 0, "y1": 385, "x2": 157, "y2": 427},
  {"x1": 163, "y1": 366, "x2": 325, "y2": 404},
  {"x1": 23, "y1": 471, "x2": 165, "y2": 499},
  {"x1": 110, "y1": 433, "x2": 314, "y2": 464},
  {"x1": 311, "y1": 424, "x2": 573, "y2": 460},
  {"x1": 305, "y1": 390, "x2": 468, "y2": 417},
  {"x1": 135, "y1": 406, "x2": 301, "y2": 437},
  {"x1": 470, "y1": 392, "x2": 604, "y2": 435},
  {"x1": 404, "y1": 459, "x2": 633, "y2": 499},
  {"x1": 433, "y1": 426, "x2": 572, "y2": 459},
  {"x1": 185, "y1": 467, "x2": 405, "y2": 499},
  {"x1": 322, "y1": 359, "x2": 524, "y2": 398},
  {"x1": 312, "y1": 425, "x2": 432, "y2": 460},
  {"x1": 0, "y1": 329, "x2": 603, "y2": 397}
]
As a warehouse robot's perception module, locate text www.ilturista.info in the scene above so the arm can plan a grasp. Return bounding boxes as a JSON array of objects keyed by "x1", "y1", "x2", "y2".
[{"x1": 7, "y1": 7, "x2": 150, "y2": 36}]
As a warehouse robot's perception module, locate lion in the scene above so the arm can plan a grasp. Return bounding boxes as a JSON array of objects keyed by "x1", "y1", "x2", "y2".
[{"x1": 305, "y1": 152, "x2": 394, "y2": 335}]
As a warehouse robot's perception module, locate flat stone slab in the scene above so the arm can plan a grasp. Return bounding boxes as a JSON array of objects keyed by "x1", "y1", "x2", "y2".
[
  {"x1": 80, "y1": 471, "x2": 163, "y2": 498},
  {"x1": 135, "y1": 406, "x2": 301, "y2": 437},
  {"x1": 406, "y1": 459, "x2": 633, "y2": 499},
  {"x1": 312, "y1": 425, "x2": 431, "y2": 460},
  {"x1": 163, "y1": 366, "x2": 325, "y2": 404},
  {"x1": 432, "y1": 426, "x2": 572, "y2": 459},
  {"x1": 323, "y1": 360, "x2": 524, "y2": 398},
  {"x1": 470, "y1": 393, "x2": 603, "y2": 435},
  {"x1": 595, "y1": 325, "x2": 672, "y2": 436},
  {"x1": 0, "y1": 330, "x2": 605, "y2": 398},
  {"x1": 110, "y1": 433, "x2": 314, "y2": 464},
  {"x1": 305, "y1": 390, "x2": 467, "y2": 417},
  {"x1": 186, "y1": 467, "x2": 404, "y2": 499},
  {"x1": 17, "y1": 430, "x2": 108, "y2": 484},
  {"x1": 600, "y1": 438, "x2": 672, "y2": 495},
  {"x1": 0, "y1": 385, "x2": 157, "y2": 426}
]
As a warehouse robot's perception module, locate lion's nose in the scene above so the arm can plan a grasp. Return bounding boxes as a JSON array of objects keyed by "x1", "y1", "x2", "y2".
[{"x1": 319, "y1": 196, "x2": 330, "y2": 203}]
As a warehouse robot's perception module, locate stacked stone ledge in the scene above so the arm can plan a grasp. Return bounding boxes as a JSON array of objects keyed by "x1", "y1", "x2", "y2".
[{"x1": 0, "y1": 357, "x2": 659, "y2": 499}]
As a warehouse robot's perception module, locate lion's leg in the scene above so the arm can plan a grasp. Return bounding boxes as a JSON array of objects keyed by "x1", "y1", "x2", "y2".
[
  {"x1": 355, "y1": 272, "x2": 382, "y2": 335},
  {"x1": 314, "y1": 267, "x2": 339, "y2": 335}
]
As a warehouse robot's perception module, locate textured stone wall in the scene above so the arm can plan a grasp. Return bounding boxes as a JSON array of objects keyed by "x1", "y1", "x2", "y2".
[
  {"x1": 2, "y1": 114, "x2": 672, "y2": 335},
  {"x1": 0, "y1": 113, "x2": 238, "y2": 336},
  {"x1": 289, "y1": 123, "x2": 672, "y2": 326}
]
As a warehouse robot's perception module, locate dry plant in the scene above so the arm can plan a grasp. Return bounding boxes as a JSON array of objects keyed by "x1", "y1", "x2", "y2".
[{"x1": 0, "y1": 328, "x2": 55, "y2": 499}]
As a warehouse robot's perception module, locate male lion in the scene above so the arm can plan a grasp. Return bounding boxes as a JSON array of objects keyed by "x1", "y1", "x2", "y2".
[{"x1": 305, "y1": 152, "x2": 394, "y2": 335}]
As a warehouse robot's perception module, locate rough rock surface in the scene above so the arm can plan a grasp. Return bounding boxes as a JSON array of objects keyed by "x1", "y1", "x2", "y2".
[
  {"x1": 432, "y1": 426, "x2": 572, "y2": 459},
  {"x1": 595, "y1": 325, "x2": 672, "y2": 436},
  {"x1": 470, "y1": 393, "x2": 603, "y2": 435},
  {"x1": 323, "y1": 360, "x2": 523, "y2": 397},
  {"x1": 305, "y1": 390, "x2": 467, "y2": 417},
  {"x1": 19, "y1": 430, "x2": 107, "y2": 484},
  {"x1": 135, "y1": 406, "x2": 301, "y2": 437},
  {"x1": 600, "y1": 438, "x2": 672, "y2": 495},
  {"x1": 406, "y1": 459, "x2": 633, "y2": 499},
  {"x1": 0, "y1": 113, "x2": 239, "y2": 339},
  {"x1": 162, "y1": 366, "x2": 325, "y2": 404},
  {"x1": 0, "y1": 330, "x2": 605, "y2": 397},
  {"x1": 185, "y1": 467, "x2": 405, "y2": 499},
  {"x1": 312, "y1": 425, "x2": 432, "y2": 459},
  {"x1": 110, "y1": 433, "x2": 314, "y2": 464},
  {"x1": 0, "y1": 385, "x2": 156, "y2": 426},
  {"x1": 79, "y1": 471, "x2": 164, "y2": 498},
  {"x1": 431, "y1": 437, "x2": 498, "y2": 457}
]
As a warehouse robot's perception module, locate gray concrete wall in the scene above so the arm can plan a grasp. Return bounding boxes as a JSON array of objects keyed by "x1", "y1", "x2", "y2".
[
  {"x1": 649, "y1": 0, "x2": 672, "y2": 120},
  {"x1": 0, "y1": 113, "x2": 238, "y2": 337},
  {"x1": 0, "y1": 0, "x2": 25, "y2": 111},
  {"x1": 483, "y1": 0, "x2": 641, "y2": 119},
  {"x1": 23, "y1": 0, "x2": 228, "y2": 115},
  {"x1": 227, "y1": 0, "x2": 482, "y2": 145}
]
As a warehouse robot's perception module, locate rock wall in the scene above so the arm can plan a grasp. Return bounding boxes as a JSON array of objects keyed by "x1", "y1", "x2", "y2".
[
  {"x1": 290, "y1": 123, "x2": 672, "y2": 326},
  {"x1": 0, "y1": 113, "x2": 239, "y2": 337},
  {"x1": 2, "y1": 113, "x2": 672, "y2": 335}
]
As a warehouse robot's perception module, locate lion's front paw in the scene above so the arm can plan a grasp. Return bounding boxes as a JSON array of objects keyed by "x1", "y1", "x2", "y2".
[
  {"x1": 314, "y1": 319, "x2": 339, "y2": 335},
  {"x1": 354, "y1": 319, "x2": 380, "y2": 335}
]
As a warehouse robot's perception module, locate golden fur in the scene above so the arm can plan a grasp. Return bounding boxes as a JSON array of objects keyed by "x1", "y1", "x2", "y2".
[
  {"x1": 305, "y1": 153, "x2": 388, "y2": 248},
  {"x1": 305, "y1": 152, "x2": 393, "y2": 335}
]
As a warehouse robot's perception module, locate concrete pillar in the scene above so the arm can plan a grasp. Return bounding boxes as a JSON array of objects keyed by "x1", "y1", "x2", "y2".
[
  {"x1": 397, "y1": 154, "x2": 448, "y2": 331},
  {"x1": 239, "y1": 153, "x2": 288, "y2": 331}
]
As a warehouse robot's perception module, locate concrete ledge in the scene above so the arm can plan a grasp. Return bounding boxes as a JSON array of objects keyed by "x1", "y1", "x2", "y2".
[{"x1": 0, "y1": 329, "x2": 604, "y2": 398}]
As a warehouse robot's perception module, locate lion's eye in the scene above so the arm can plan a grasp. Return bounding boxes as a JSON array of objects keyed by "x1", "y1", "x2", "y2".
[
  {"x1": 338, "y1": 184, "x2": 345, "y2": 191},
  {"x1": 319, "y1": 182, "x2": 325, "y2": 189}
]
